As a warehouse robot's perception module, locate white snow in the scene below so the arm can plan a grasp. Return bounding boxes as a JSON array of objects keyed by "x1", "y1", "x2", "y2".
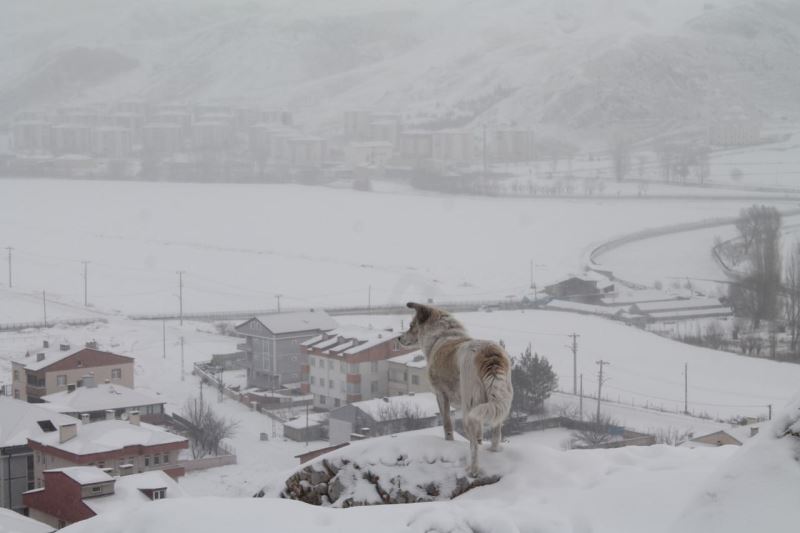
[
  {"x1": 83, "y1": 470, "x2": 185, "y2": 516},
  {"x1": 41, "y1": 384, "x2": 163, "y2": 414},
  {"x1": 29, "y1": 419, "x2": 186, "y2": 455},
  {"x1": 46, "y1": 466, "x2": 113, "y2": 486},
  {"x1": 0, "y1": 507, "x2": 53, "y2": 533},
  {"x1": 349, "y1": 392, "x2": 441, "y2": 421}
]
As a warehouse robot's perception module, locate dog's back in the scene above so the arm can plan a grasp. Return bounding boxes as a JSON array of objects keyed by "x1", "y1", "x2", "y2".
[{"x1": 457, "y1": 340, "x2": 513, "y2": 427}]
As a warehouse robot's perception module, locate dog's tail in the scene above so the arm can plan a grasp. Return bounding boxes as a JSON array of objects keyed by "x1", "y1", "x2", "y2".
[{"x1": 467, "y1": 345, "x2": 513, "y2": 427}]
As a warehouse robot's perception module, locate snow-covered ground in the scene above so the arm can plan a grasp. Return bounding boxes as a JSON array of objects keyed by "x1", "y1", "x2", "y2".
[{"x1": 0, "y1": 179, "x2": 788, "y2": 319}]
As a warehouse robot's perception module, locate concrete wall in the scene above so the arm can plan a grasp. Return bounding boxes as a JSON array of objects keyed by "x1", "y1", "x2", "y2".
[
  {"x1": 44, "y1": 363, "x2": 134, "y2": 396},
  {"x1": 0, "y1": 447, "x2": 33, "y2": 512}
]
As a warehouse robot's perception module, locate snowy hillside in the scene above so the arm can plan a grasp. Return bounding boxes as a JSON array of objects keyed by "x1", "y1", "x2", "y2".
[{"x1": 2, "y1": 0, "x2": 800, "y2": 138}]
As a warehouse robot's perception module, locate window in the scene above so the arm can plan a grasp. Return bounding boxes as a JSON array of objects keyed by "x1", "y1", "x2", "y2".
[
  {"x1": 334, "y1": 398, "x2": 341, "y2": 407},
  {"x1": 144, "y1": 455, "x2": 150, "y2": 467},
  {"x1": 310, "y1": 358, "x2": 315, "y2": 367},
  {"x1": 340, "y1": 361, "x2": 346, "y2": 372},
  {"x1": 91, "y1": 486, "x2": 102, "y2": 493},
  {"x1": 348, "y1": 363, "x2": 359, "y2": 374},
  {"x1": 154, "y1": 454, "x2": 160, "y2": 465},
  {"x1": 319, "y1": 395, "x2": 326, "y2": 405},
  {"x1": 12, "y1": 369, "x2": 18, "y2": 381},
  {"x1": 328, "y1": 379, "x2": 334, "y2": 389},
  {"x1": 111, "y1": 368, "x2": 122, "y2": 380},
  {"x1": 163, "y1": 453, "x2": 169, "y2": 464},
  {"x1": 13, "y1": 389, "x2": 19, "y2": 399},
  {"x1": 56, "y1": 375, "x2": 67, "y2": 386},
  {"x1": 370, "y1": 361, "x2": 378, "y2": 374},
  {"x1": 412, "y1": 375, "x2": 419, "y2": 385},
  {"x1": 310, "y1": 376, "x2": 315, "y2": 385},
  {"x1": 153, "y1": 489, "x2": 165, "y2": 500},
  {"x1": 328, "y1": 360, "x2": 334, "y2": 370},
  {"x1": 370, "y1": 381, "x2": 378, "y2": 393}
]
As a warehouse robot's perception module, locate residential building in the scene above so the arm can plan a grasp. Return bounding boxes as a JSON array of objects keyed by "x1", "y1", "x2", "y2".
[
  {"x1": 343, "y1": 110, "x2": 373, "y2": 140},
  {"x1": 303, "y1": 326, "x2": 414, "y2": 409},
  {"x1": 235, "y1": 310, "x2": 337, "y2": 390},
  {"x1": 91, "y1": 127, "x2": 133, "y2": 158},
  {"x1": 628, "y1": 297, "x2": 733, "y2": 321},
  {"x1": 51, "y1": 125, "x2": 92, "y2": 155},
  {"x1": 345, "y1": 141, "x2": 394, "y2": 169},
  {"x1": 543, "y1": 276, "x2": 614, "y2": 303},
  {"x1": 398, "y1": 130, "x2": 433, "y2": 164},
  {"x1": 142, "y1": 123, "x2": 184, "y2": 154},
  {"x1": 287, "y1": 137, "x2": 326, "y2": 167},
  {"x1": 387, "y1": 350, "x2": 429, "y2": 396},
  {"x1": 282, "y1": 412, "x2": 329, "y2": 442},
  {"x1": 0, "y1": 507, "x2": 53, "y2": 533},
  {"x1": 191, "y1": 121, "x2": 233, "y2": 151},
  {"x1": 328, "y1": 393, "x2": 441, "y2": 445},
  {"x1": 0, "y1": 398, "x2": 77, "y2": 514},
  {"x1": 27, "y1": 414, "x2": 188, "y2": 487},
  {"x1": 11, "y1": 121, "x2": 52, "y2": 154},
  {"x1": 24, "y1": 467, "x2": 183, "y2": 529},
  {"x1": 40, "y1": 383, "x2": 166, "y2": 424},
  {"x1": 11, "y1": 341, "x2": 134, "y2": 402},
  {"x1": 12, "y1": 343, "x2": 135, "y2": 403},
  {"x1": 492, "y1": 129, "x2": 534, "y2": 162},
  {"x1": 432, "y1": 130, "x2": 475, "y2": 165}
]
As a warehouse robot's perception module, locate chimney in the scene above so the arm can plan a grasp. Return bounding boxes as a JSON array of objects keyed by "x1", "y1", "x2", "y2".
[
  {"x1": 105, "y1": 409, "x2": 115, "y2": 421},
  {"x1": 59, "y1": 423, "x2": 77, "y2": 444},
  {"x1": 128, "y1": 411, "x2": 140, "y2": 426},
  {"x1": 85, "y1": 340, "x2": 98, "y2": 349},
  {"x1": 83, "y1": 373, "x2": 96, "y2": 389},
  {"x1": 80, "y1": 413, "x2": 90, "y2": 425},
  {"x1": 43, "y1": 340, "x2": 50, "y2": 349}
]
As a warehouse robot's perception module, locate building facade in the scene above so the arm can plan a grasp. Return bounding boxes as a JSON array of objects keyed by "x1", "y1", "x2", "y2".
[
  {"x1": 303, "y1": 326, "x2": 414, "y2": 409},
  {"x1": 235, "y1": 310, "x2": 338, "y2": 390},
  {"x1": 12, "y1": 344, "x2": 135, "y2": 403},
  {"x1": 387, "y1": 351, "x2": 430, "y2": 396}
]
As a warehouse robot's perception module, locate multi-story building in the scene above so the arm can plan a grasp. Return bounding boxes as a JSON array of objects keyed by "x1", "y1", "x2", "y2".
[
  {"x1": 11, "y1": 120, "x2": 52, "y2": 154},
  {"x1": 26, "y1": 412, "x2": 188, "y2": 488},
  {"x1": 492, "y1": 129, "x2": 534, "y2": 162},
  {"x1": 343, "y1": 110, "x2": 373, "y2": 140},
  {"x1": 287, "y1": 137, "x2": 326, "y2": 167},
  {"x1": 142, "y1": 123, "x2": 184, "y2": 154},
  {"x1": 24, "y1": 467, "x2": 184, "y2": 529},
  {"x1": 344, "y1": 141, "x2": 394, "y2": 169},
  {"x1": 235, "y1": 310, "x2": 337, "y2": 390},
  {"x1": 12, "y1": 343, "x2": 135, "y2": 403},
  {"x1": 41, "y1": 382, "x2": 165, "y2": 424},
  {"x1": 387, "y1": 350, "x2": 430, "y2": 396},
  {"x1": 432, "y1": 130, "x2": 475, "y2": 166},
  {"x1": 51, "y1": 125, "x2": 92, "y2": 155},
  {"x1": 0, "y1": 398, "x2": 77, "y2": 514},
  {"x1": 91, "y1": 127, "x2": 133, "y2": 158},
  {"x1": 398, "y1": 130, "x2": 433, "y2": 164},
  {"x1": 303, "y1": 326, "x2": 414, "y2": 409}
]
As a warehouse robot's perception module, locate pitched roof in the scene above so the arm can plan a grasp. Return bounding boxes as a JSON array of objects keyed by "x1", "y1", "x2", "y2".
[
  {"x1": 0, "y1": 507, "x2": 53, "y2": 533},
  {"x1": 349, "y1": 392, "x2": 442, "y2": 421},
  {"x1": 0, "y1": 397, "x2": 79, "y2": 448},
  {"x1": 302, "y1": 326, "x2": 399, "y2": 357},
  {"x1": 28, "y1": 419, "x2": 187, "y2": 455},
  {"x1": 15, "y1": 347, "x2": 134, "y2": 372},
  {"x1": 238, "y1": 310, "x2": 337, "y2": 336},
  {"x1": 83, "y1": 470, "x2": 185, "y2": 516},
  {"x1": 41, "y1": 384, "x2": 163, "y2": 414},
  {"x1": 388, "y1": 351, "x2": 427, "y2": 369},
  {"x1": 47, "y1": 466, "x2": 114, "y2": 485}
]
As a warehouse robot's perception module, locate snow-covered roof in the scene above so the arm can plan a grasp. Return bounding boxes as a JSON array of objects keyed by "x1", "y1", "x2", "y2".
[
  {"x1": 83, "y1": 470, "x2": 186, "y2": 516},
  {"x1": 47, "y1": 466, "x2": 114, "y2": 485},
  {"x1": 13, "y1": 347, "x2": 133, "y2": 372},
  {"x1": 304, "y1": 326, "x2": 400, "y2": 357},
  {"x1": 646, "y1": 307, "x2": 733, "y2": 320},
  {"x1": 41, "y1": 384, "x2": 163, "y2": 414},
  {"x1": 249, "y1": 310, "x2": 337, "y2": 335},
  {"x1": 545, "y1": 299, "x2": 625, "y2": 316},
  {"x1": 388, "y1": 351, "x2": 427, "y2": 369},
  {"x1": 351, "y1": 393, "x2": 441, "y2": 421},
  {"x1": 600, "y1": 289, "x2": 691, "y2": 306},
  {"x1": 0, "y1": 397, "x2": 79, "y2": 447},
  {"x1": 0, "y1": 507, "x2": 53, "y2": 533},
  {"x1": 284, "y1": 412, "x2": 329, "y2": 430},
  {"x1": 28, "y1": 419, "x2": 186, "y2": 455}
]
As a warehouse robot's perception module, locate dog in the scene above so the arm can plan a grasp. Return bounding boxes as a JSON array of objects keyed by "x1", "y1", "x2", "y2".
[{"x1": 398, "y1": 302, "x2": 513, "y2": 476}]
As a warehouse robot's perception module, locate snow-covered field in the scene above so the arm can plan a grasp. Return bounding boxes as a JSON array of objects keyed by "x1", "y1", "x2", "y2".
[{"x1": 1, "y1": 179, "x2": 788, "y2": 320}]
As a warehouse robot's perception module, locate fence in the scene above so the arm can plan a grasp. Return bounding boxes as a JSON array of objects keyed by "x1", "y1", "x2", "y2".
[
  {"x1": 179, "y1": 453, "x2": 237, "y2": 472},
  {"x1": 0, "y1": 318, "x2": 107, "y2": 332}
]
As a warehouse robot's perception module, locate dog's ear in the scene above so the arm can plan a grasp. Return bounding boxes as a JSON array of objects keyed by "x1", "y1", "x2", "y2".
[{"x1": 406, "y1": 302, "x2": 432, "y2": 323}]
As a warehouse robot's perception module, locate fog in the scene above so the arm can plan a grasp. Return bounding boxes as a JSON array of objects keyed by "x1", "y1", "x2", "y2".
[{"x1": 1, "y1": 2, "x2": 800, "y2": 531}]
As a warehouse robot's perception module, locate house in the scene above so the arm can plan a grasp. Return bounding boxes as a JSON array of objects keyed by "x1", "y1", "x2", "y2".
[
  {"x1": 11, "y1": 120, "x2": 52, "y2": 154},
  {"x1": 51, "y1": 125, "x2": 92, "y2": 155},
  {"x1": 683, "y1": 425, "x2": 761, "y2": 448},
  {"x1": 12, "y1": 343, "x2": 135, "y2": 403},
  {"x1": 91, "y1": 127, "x2": 133, "y2": 158},
  {"x1": 287, "y1": 137, "x2": 326, "y2": 167},
  {"x1": 491, "y1": 129, "x2": 534, "y2": 162},
  {"x1": 0, "y1": 507, "x2": 53, "y2": 533},
  {"x1": 26, "y1": 413, "x2": 188, "y2": 488},
  {"x1": 344, "y1": 141, "x2": 394, "y2": 170},
  {"x1": 302, "y1": 326, "x2": 414, "y2": 409},
  {"x1": 398, "y1": 131, "x2": 433, "y2": 164},
  {"x1": 343, "y1": 110, "x2": 373, "y2": 140},
  {"x1": 40, "y1": 382, "x2": 166, "y2": 424},
  {"x1": 0, "y1": 398, "x2": 77, "y2": 513},
  {"x1": 328, "y1": 393, "x2": 442, "y2": 445},
  {"x1": 235, "y1": 310, "x2": 338, "y2": 390},
  {"x1": 282, "y1": 412, "x2": 329, "y2": 443},
  {"x1": 142, "y1": 123, "x2": 184, "y2": 154},
  {"x1": 432, "y1": 130, "x2": 475, "y2": 165},
  {"x1": 543, "y1": 276, "x2": 614, "y2": 303},
  {"x1": 387, "y1": 350, "x2": 430, "y2": 396},
  {"x1": 24, "y1": 467, "x2": 184, "y2": 529}
]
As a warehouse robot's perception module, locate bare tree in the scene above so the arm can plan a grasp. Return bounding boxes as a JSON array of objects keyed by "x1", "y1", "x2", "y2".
[
  {"x1": 653, "y1": 427, "x2": 693, "y2": 446},
  {"x1": 375, "y1": 402, "x2": 431, "y2": 434},
  {"x1": 569, "y1": 414, "x2": 620, "y2": 449},
  {"x1": 785, "y1": 243, "x2": 800, "y2": 357},
  {"x1": 182, "y1": 398, "x2": 239, "y2": 458}
]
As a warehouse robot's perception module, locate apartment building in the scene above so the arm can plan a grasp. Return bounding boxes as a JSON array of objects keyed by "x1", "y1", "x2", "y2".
[{"x1": 302, "y1": 326, "x2": 414, "y2": 409}]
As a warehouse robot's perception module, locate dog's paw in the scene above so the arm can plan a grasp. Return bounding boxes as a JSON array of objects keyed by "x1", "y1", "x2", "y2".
[
  {"x1": 467, "y1": 466, "x2": 481, "y2": 478},
  {"x1": 488, "y1": 444, "x2": 502, "y2": 452}
]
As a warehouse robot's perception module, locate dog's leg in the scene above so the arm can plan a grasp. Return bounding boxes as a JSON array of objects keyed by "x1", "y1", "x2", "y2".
[
  {"x1": 437, "y1": 393, "x2": 453, "y2": 441},
  {"x1": 489, "y1": 424, "x2": 502, "y2": 452},
  {"x1": 465, "y1": 415, "x2": 480, "y2": 477}
]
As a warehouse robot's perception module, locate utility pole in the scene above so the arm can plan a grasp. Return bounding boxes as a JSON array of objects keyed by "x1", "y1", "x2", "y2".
[
  {"x1": 42, "y1": 290, "x2": 47, "y2": 327},
  {"x1": 180, "y1": 336, "x2": 185, "y2": 381},
  {"x1": 177, "y1": 271, "x2": 185, "y2": 325},
  {"x1": 199, "y1": 379, "x2": 204, "y2": 405},
  {"x1": 82, "y1": 261, "x2": 89, "y2": 307},
  {"x1": 368, "y1": 285, "x2": 372, "y2": 315},
  {"x1": 683, "y1": 362, "x2": 688, "y2": 414},
  {"x1": 305, "y1": 401, "x2": 309, "y2": 447},
  {"x1": 595, "y1": 360, "x2": 610, "y2": 421},
  {"x1": 275, "y1": 294, "x2": 282, "y2": 313},
  {"x1": 5, "y1": 247, "x2": 12, "y2": 288},
  {"x1": 162, "y1": 320, "x2": 166, "y2": 359},
  {"x1": 768, "y1": 404, "x2": 772, "y2": 420},
  {"x1": 579, "y1": 373, "x2": 584, "y2": 420},
  {"x1": 568, "y1": 333, "x2": 579, "y2": 395},
  {"x1": 482, "y1": 123, "x2": 488, "y2": 180}
]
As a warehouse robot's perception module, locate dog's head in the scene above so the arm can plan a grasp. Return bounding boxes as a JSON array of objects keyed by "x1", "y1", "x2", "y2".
[{"x1": 398, "y1": 302, "x2": 441, "y2": 348}]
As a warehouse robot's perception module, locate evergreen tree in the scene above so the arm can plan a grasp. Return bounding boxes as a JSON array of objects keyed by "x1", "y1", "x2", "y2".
[{"x1": 511, "y1": 344, "x2": 558, "y2": 414}]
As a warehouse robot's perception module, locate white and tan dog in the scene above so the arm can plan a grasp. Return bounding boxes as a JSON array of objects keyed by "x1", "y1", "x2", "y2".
[{"x1": 398, "y1": 302, "x2": 513, "y2": 476}]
